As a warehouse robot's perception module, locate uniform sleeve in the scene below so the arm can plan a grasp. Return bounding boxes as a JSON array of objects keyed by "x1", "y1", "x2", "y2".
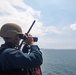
[
  {"x1": 5, "y1": 45, "x2": 43, "y2": 69},
  {"x1": 22, "y1": 44, "x2": 29, "y2": 53}
]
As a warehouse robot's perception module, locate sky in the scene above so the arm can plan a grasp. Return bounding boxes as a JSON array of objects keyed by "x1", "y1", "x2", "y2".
[{"x1": 0, "y1": 0, "x2": 76, "y2": 49}]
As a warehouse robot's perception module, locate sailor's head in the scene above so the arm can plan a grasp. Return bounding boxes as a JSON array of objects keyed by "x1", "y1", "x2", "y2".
[{"x1": 0, "y1": 23, "x2": 23, "y2": 46}]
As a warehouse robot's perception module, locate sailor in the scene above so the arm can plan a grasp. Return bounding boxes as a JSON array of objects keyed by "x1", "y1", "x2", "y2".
[{"x1": 0, "y1": 23, "x2": 43, "y2": 75}]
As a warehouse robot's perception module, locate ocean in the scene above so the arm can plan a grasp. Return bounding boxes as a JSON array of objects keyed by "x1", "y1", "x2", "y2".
[{"x1": 41, "y1": 49, "x2": 76, "y2": 75}]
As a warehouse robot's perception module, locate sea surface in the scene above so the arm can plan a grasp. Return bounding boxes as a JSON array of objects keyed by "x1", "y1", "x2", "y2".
[{"x1": 41, "y1": 49, "x2": 76, "y2": 75}]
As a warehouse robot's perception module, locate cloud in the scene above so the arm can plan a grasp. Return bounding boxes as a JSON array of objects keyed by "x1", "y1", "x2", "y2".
[
  {"x1": 37, "y1": 36, "x2": 76, "y2": 49},
  {"x1": 0, "y1": 0, "x2": 64, "y2": 36},
  {"x1": 0, "y1": 0, "x2": 41, "y2": 18},
  {"x1": 43, "y1": 26, "x2": 64, "y2": 35},
  {"x1": 70, "y1": 23, "x2": 76, "y2": 30},
  {"x1": 0, "y1": 0, "x2": 41, "y2": 35}
]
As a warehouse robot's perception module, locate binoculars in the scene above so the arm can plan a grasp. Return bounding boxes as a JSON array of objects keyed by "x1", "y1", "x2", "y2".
[{"x1": 18, "y1": 34, "x2": 38, "y2": 42}]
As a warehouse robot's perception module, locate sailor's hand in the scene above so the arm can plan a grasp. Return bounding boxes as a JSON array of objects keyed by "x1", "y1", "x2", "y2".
[{"x1": 25, "y1": 34, "x2": 34, "y2": 45}]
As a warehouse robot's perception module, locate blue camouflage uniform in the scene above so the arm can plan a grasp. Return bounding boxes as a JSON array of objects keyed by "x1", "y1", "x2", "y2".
[{"x1": 0, "y1": 42, "x2": 43, "y2": 71}]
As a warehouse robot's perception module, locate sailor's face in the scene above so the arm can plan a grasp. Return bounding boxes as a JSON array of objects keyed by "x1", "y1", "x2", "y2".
[{"x1": 14, "y1": 35, "x2": 21, "y2": 45}]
